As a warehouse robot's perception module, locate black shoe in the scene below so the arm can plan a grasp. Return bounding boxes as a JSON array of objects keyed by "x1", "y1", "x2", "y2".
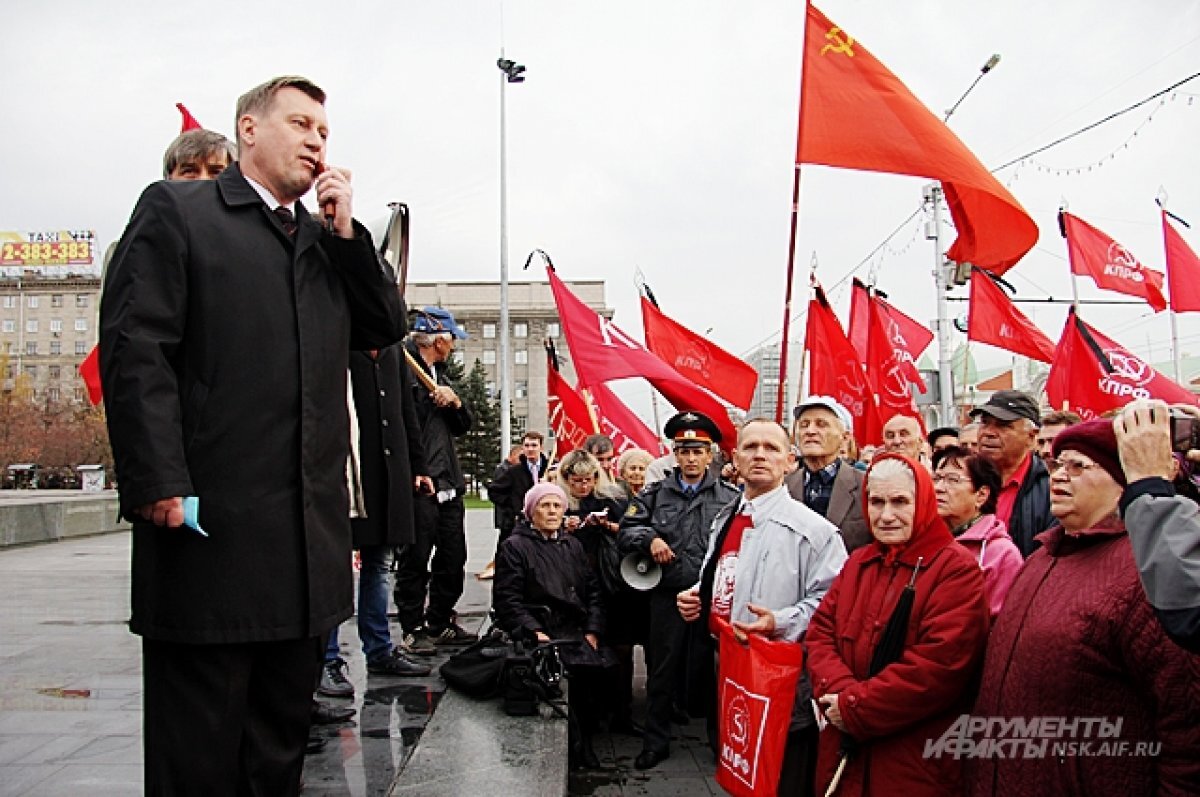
[
  {"x1": 305, "y1": 734, "x2": 328, "y2": 755},
  {"x1": 311, "y1": 700, "x2": 356, "y2": 725},
  {"x1": 317, "y1": 658, "x2": 355, "y2": 698},
  {"x1": 634, "y1": 748, "x2": 668, "y2": 770},
  {"x1": 400, "y1": 630, "x2": 437, "y2": 657},
  {"x1": 367, "y1": 648, "x2": 433, "y2": 677},
  {"x1": 428, "y1": 621, "x2": 478, "y2": 646}
]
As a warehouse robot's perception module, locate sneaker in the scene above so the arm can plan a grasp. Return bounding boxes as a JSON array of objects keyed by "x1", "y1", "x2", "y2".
[
  {"x1": 367, "y1": 648, "x2": 433, "y2": 677},
  {"x1": 429, "y1": 621, "x2": 478, "y2": 646},
  {"x1": 400, "y1": 630, "x2": 437, "y2": 657},
  {"x1": 317, "y1": 658, "x2": 354, "y2": 698}
]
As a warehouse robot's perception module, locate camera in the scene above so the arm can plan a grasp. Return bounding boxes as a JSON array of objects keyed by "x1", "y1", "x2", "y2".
[{"x1": 1169, "y1": 410, "x2": 1200, "y2": 453}]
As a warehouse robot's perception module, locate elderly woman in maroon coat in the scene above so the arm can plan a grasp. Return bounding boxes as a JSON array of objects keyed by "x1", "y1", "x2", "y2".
[
  {"x1": 968, "y1": 419, "x2": 1200, "y2": 796},
  {"x1": 807, "y1": 453, "x2": 989, "y2": 796}
]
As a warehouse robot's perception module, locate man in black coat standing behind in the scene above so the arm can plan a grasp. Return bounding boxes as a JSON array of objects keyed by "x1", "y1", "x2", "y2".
[{"x1": 100, "y1": 76, "x2": 406, "y2": 794}]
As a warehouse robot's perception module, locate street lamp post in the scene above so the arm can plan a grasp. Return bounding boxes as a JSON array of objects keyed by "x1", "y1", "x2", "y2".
[{"x1": 497, "y1": 54, "x2": 525, "y2": 452}]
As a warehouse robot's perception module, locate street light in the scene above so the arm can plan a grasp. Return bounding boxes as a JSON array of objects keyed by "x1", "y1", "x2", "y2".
[{"x1": 497, "y1": 53, "x2": 525, "y2": 452}]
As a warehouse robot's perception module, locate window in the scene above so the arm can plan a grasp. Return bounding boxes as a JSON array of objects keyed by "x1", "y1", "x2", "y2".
[
  {"x1": 451, "y1": 351, "x2": 464, "y2": 366},
  {"x1": 23, "y1": 365, "x2": 36, "y2": 378},
  {"x1": 547, "y1": 322, "x2": 560, "y2": 338},
  {"x1": 483, "y1": 350, "x2": 496, "y2": 365},
  {"x1": 515, "y1": 380, "x2": 528, "y2": 399},
  {"x1": 482, "y1": 323, "x2": 496, "y2": 339},
  {"x1": 74, "y1": 387, "x2": 84, "y2": 402},
  {"x1": 49, "y1": 365, "x2": 61, "y2": 379},
  {"x1": 514, "y1": 350, "x2": 528, "y2": 365},
  {"x1": 485, "y1": 381, "x2": 496, "y2": 398},
  {"x1": 4, "y1": 365, "x2": 12, "y2": 378},
  {"x1": 2, "y1": 320, "x2": 12, "y2": 333},
  {"x1": 47, "y1": 387, "x2": 60, "y2": 402},
  {"x1": 49, "y1": 319, "x2": 62, "y2": 333},
  {"x1": 26, "y1": 341, "x2": 37, "y2": 355},
  {"x1": 51, "y1": 295, "x2": 63, "y2": 308},
  {"x1": 75, "y1": 341, "x2": 87, "y2": 355},
  {"x1": 76, "y1": 295, "x2": 88, "y2": 308},
  {"x1": 49, "y1": 341, "x2": 60, "y2": 355},
  {"x1": 516, "y1": 415, "x2": 528, "y2": 431},
  {"x1": 2, "y1": 296, "x2": 14, "y2": 309},
  {"x1": 27, "y1": 296, "x2": 38, "y2": 309},
  {"x1": 514, "y1": 322, "x2": 528, "y2": 338},
  {"x1": 74, "y1": 319, "x2": 87, "y2": 332},
  {"x1": 26, "y1": 320, "x2": 37, "y2": 333}
]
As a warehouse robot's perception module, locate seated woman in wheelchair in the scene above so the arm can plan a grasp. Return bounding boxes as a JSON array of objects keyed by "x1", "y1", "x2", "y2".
[{"x1": 493, "y1": 482, "x2": 609, "y2": 770}]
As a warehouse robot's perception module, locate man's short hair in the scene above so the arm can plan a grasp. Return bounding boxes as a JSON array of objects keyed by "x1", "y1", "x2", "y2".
[
  {"x1": 1041, "y1": 410, "x2": 1082, "y2": 427},
  {"x1": 523, "y1": 431, "x2": 544, "y2": 444},
  {"x1": 584, "y1": 434, "x2": 614, "y2": 456},
  {"x1": 234, "y1": 76, "x2": 326, "y2": 153},
  {"x1": 739, "y1": 416, "x2": 791, "y2": 442},
  {"x1": 162, "y1": 130, "x2": 236, "y2": 179},
  {"x1": 409, "y1": 330, "x2": 450, "y2": 349}
]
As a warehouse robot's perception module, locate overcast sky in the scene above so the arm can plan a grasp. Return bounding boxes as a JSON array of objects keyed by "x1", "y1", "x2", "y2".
[{"x1": 4, "y1": 0, "x2": 1198, "y2": 415}]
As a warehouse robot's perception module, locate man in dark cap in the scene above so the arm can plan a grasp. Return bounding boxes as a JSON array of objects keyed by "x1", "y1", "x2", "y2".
[
  {"x1": 619, "y1": 411, "x2": 739, "y2": 770},
  {"x1": 970, "y1": 390, "x2": 1053, "y2": 556}
]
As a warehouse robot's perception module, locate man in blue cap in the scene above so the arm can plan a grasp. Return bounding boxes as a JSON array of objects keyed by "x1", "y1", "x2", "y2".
[{"x1": 394, "y1": 307, "x2": 478, "y2": 653}]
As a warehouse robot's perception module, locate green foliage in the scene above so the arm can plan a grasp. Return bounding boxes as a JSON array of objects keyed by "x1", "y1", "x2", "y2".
[{"x1": 453, "y1": 358, "x2": 500, "y2": 496}]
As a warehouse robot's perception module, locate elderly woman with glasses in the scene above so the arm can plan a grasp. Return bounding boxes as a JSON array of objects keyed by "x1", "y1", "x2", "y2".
[
  {"x1": 931, "y1": 446, "x2": 1024, "y2": 619},
  {"x1": 968, "y1": 419, "x2": 1200, "y2": 797}
]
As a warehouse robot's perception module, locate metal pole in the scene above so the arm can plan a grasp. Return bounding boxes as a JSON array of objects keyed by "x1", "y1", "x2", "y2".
[
  {"x1": 498, "y1": 54, "x2": 512, "y2": 451},
  {"x1": 1170, "y1": 309, "x2": 1183, "y2": 383},
  {"x1": 775, "y1": 165, "x2": 802, "y2": 424},
  {"x1": 929, "y1": 185, "x2": 955, "y2": 426}
]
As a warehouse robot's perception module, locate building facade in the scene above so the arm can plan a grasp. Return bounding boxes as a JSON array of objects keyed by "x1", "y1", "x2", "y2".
[
  {"x1": 405, "y1": 280, "x2": 611, "y2": 438},
  {"x1": 0, "y1": 273, "x2": 101, "y2": 403},
  {"x1": 744, "y1": 342, "x2": 788, "y2": 421}
]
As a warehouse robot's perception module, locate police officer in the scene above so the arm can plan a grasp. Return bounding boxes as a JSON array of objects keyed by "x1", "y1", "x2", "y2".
[{"x1": 619, "y1": 411, "x2": 739, "y2": 770}]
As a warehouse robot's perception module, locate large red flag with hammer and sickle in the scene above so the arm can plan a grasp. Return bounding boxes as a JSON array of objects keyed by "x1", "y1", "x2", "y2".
[
  {"x1": 968, "y1": 271, "x2": 1056, "y2": 363},
  {"x1": 1045, "y1": 308, "x2": 1196, "y2": 419},
  {"x1": 1061, "y1": 211, "x2": 1167, "y2": 312},
  {"x1": 797, "y1": 3, "x2": 1038, "y2": 274}
]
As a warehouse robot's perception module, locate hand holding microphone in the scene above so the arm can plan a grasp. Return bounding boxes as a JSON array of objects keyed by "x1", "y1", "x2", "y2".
[{"x1": 314, "y1": 163, "x2": 353, "y2": 238}]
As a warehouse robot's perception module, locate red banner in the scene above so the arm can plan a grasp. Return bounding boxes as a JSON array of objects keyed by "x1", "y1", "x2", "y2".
[
  {"x1": 848, "y1": 278, "x2": 870, "y2": 361},
  {"x1": 797, "y1": 3, "x2": 1037, "y2": 274},
  {"x1": 79, "y1": 344, "x2": 102, "y2": 406},
  {"x1": 642, "y1": 297, "x2": 758, "y2": 411},
  {"x1": 1045, "y1": 309, "x2": 1196, "y2": 419},
  {"x1": 865, "y1": 295, "x2": 925, "y2": 429},
  {"x1": 589, "y1": 383, "x2": 666, "y2": 456},
  {"x1": 968, "y1": 273, "x2": 1056, "y2": 363},
  {"x1": 1163, "y1": 210, "x2": 1200, "y2": 313},
  {"x1": 176, "y1": 102, "x2": 202, "y2": 132},
  {"x1": 547, "y1": 365, "x2": 593, "y2": 457},
  {"x1": 804, "y1": 287, "x2": 882, "y2": 444},
  {"x1": 1061, "y1": 211, "x2": 1166, "y2": 312}
]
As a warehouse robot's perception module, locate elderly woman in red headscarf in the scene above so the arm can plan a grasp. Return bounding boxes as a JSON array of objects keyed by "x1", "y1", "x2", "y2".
[{"x1": 806, "y1": 453, "x2": 989, "y2": 796}]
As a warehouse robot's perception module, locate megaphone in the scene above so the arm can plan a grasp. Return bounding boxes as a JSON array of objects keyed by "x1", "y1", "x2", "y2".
[{"x1": 620, "y1": 553, "x2": 662, "y2": 591}]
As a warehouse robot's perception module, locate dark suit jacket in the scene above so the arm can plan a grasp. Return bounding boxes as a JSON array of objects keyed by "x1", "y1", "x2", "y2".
[
  {"x1": 349, "y1": 343, "x2": 428, "y2": 549},
  {"x1": 487, "y1": 454, "x2": 549, "y2": 532},
  {"x1": 100, "y1": 164, "x2": 405, "y2": 644},
  {"x1": 785, "y1": 459, "x2": 871, "y2": 553}
]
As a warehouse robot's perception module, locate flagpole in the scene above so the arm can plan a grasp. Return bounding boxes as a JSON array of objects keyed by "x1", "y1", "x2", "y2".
[
  {"x1": 777, "y1": 164, "x2": 802, "y2": 425},
  {"x1": 928, "y1": 184, "x2": 956, "y2": 426},
  {"x1": 1161, "y1": 199, "x2": 1184, "y2": 383},
  {"x1": 579, "y1": 387, "x2": 602, "y2": 435}
]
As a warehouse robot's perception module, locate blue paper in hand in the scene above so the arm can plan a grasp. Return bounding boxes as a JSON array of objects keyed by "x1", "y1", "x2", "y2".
[{"x1": 182, "y1": 496, "x2": 208, "y2": 537}]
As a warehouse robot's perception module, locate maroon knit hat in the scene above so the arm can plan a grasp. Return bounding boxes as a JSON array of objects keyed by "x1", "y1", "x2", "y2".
[{"x1": 1051, "y1": 418, "x2": 1126, "y2": 487}]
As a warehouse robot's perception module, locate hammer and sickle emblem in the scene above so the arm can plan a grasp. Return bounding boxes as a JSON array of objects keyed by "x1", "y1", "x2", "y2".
[{"x1": 820, "y1": 26, "x2": 855, "y2": 57}]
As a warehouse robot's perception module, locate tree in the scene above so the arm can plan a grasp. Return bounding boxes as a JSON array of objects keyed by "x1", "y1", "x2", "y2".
[{"x1": 453, "y1": 358, "x2": 500, "y2": 496}]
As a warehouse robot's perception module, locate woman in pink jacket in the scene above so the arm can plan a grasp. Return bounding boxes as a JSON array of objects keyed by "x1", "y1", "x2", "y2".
[{"x1": 931, "y1": 446, "x2": 1024, "y2": 619}]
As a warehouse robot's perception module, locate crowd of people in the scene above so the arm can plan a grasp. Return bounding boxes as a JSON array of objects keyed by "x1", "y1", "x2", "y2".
[{"x1": 98, "y1": 74, "x2": 1198, "y2": 796}]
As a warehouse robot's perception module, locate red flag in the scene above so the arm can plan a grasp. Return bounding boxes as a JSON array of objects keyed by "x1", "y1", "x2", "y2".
[
  {"x1": 1061, "y1": 212, "x2": 1166, "y2": 312},
  {"x1": 873, "y1": 294, "x2": 933, "y2": 389},
  {"x1": 805, "y1": 286, "x2": 883, "y2": 443},
  {"x1": 1045, "y1": 309, "x2": 1197, "y2": 419},
  {"x1": 1163, "y1": 210, "x2": 1200, "y2": 312},
  {"x1": 797, "y1": 3, "x2": 1037, "y2": 274},
  {"x1": 547, "y1": 364, "x2": 593, "y2": 457},
  {"x1": 79, "y1": 344, "x2": 102, "y2": 406},
  {"x1": 589, "y1": 383, "x2": 666, "y2": 456},
  {"x1": 176, "y1": 103, "x2": 203, "y2": 132},
  {"x1": 865, "y1": 294, "x2": 925, "y2": 429},
  {"x1": 548, "y1": 267, "x2": 738, "y2": 450},
  {"x1": 641, "y1": 297, "x2": 758, "y2": 411},
  {"x1": 848, "y1": 278, "x2": 870, "y2": 360},
  {"x1": 968, "y1": 273, "x2": 1056, "y2": 363}
]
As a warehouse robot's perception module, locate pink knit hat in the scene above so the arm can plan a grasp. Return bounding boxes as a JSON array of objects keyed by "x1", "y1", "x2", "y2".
[{"x1": 523, "y1": 482, "x2": 568, "y2": 519}]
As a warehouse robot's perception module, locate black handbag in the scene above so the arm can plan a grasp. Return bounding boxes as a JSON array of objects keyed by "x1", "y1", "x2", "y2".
[{"x1": 438, "y1": 628, "x2": 511, "y2": 698}]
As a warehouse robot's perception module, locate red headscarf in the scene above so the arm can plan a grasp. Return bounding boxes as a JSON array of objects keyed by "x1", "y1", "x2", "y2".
[{"x1": 862, "y1": 453, "x2": 953, "y2": 565}]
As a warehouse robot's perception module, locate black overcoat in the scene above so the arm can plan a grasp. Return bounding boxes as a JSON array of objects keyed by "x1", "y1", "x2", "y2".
[
  {"x1": 100, "y1": 164, "x2": 405, "y2": 644},
  {"x1": 349, "y1": 343, "x2": 428, "y2": 548}
]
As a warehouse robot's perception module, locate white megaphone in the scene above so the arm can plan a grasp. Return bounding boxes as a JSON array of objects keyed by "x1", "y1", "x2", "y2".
[{"x1": 620, "y1": 553, "x2": 662, "y2": 591}]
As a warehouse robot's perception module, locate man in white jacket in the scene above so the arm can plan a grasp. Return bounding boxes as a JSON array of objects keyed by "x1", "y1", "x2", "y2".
[{"x1": 678, "y1": 418, "x2": 848, "y2": 797}]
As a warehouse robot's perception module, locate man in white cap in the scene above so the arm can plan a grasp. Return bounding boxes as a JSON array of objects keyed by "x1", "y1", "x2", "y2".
[{"x1": 785, "y1": 397, "x2": 871, "y2": 552}]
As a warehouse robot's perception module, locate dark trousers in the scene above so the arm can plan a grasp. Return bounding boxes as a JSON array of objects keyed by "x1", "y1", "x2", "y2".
[
  {"x1": 642, "y1": 588, "x2": 689, "y2": 754},
  {"x1": 778, "y1": 723, "x2": 819, "y2": 797},
  {"x1": 142, "y1": 635, "x2": 323, "y2": 796},
  {"x1": 394, "y1": 494, "x2": 466, "y2": 633}
]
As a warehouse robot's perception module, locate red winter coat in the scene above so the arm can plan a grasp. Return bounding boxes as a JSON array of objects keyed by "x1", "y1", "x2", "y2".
[
  {"x1": 968, "y1": 519, "x2": 1200, "y2": 797},
  {"x1": 808, "y1": 454, "x2": 990, "y2": 797}
]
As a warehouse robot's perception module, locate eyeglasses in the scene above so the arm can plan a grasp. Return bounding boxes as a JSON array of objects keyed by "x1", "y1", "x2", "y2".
[
  {"x1": 931, "y1": 473, "x2": 971, "y2": 487},
  {"x1": 1048, "y1": 458, "x2": 1099, "y2": 478}
]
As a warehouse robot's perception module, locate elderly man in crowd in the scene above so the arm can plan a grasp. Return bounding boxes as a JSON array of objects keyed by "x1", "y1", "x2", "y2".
[
  {"x1": 882, "y1": 414, "x2": 925, "y2": 463},
  {"x1": 679, "y1": 418, "x2": 847, "y2": 795},
  {"x1": 959, "y1": 422, "x2": 981, "y2": 454},
  {"x1": 970, "y1": 390, "x2": 1053, "y2": 556},
  {"x1": 785, "y1": 397, "x2": 871, "y2": 553}
]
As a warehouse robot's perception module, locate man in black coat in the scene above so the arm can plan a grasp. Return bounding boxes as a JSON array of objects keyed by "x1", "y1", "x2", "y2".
[
  {"x1": 100, "y1": 76, "x2": 405, "y2": 794},
  {"x1": 319, "y1": 344, "x2": 436, "y2": 695},
  {"x1": 487, "y1": 431, "x2": 550, "y2": 546},
  {"x1": 394, "y1": 308, "x2": 476, "y2": 653}
]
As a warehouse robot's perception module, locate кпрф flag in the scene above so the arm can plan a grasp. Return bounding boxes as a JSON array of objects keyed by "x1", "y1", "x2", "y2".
[
  {"x1": 1045, "y1": 308, "x2": 1196, "y2": 418},
  {"x1": 641, "y1": 296, "x2": 758, "y2": 411},
  {"x1": 797, "y1": 2, "x2": 1037, "y2": 274},
  {"x1": 1060, "y1": 211, "x2": 1167, "y2": 312},
  {"x1": 968, "y1": 271, "x2": 1056, "y2": 363},
  {"x1": 804, "y1": 285, "x2": 883, "y2": 444}
]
